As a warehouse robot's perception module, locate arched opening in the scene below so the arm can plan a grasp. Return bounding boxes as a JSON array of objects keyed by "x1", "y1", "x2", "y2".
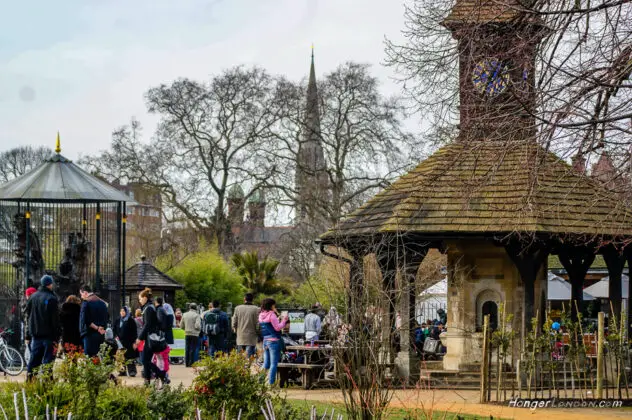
[
  {"x1": 481, "y1": 301, "x2": 498, "y2": 330},
  {"x1": 476, "y1": 289, "x2": 502, "y2": 331}
]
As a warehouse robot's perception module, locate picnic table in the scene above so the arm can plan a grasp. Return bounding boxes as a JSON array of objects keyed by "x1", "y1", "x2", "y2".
[{"x1": 277, "y1": 344, "x2": 335, "y2": 389}]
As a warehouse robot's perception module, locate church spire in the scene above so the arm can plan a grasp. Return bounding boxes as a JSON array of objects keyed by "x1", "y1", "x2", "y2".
[
  {"x1": 295, "y1": 46, "x2": 330, "y2": 225},
  {"x1": 305, "y1": 44, "x2": 320, "y2": 138}
]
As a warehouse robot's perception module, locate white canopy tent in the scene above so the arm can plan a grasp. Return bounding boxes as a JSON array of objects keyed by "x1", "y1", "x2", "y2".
[
  {"x1": 583, "y1": 275, "x2": 629, "y2": 299},
  {"x1": 416, "y1": 278, "x2": 447, "y2": 323},
  {"x1": 547, "y1": 272, "x2": 595, "y2": 301}
]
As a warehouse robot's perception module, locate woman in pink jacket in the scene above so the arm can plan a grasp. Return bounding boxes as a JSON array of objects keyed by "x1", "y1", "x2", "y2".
[{"x1": 258, "y1": 298, "x2": 288, "y2": 385}]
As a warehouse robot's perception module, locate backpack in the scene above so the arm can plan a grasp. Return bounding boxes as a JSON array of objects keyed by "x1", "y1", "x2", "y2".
[{"x1": 204, "y1": 312, "x2": 221, "y2": 336}]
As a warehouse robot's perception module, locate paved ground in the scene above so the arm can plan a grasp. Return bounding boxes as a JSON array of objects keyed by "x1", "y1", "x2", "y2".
[
  {"x1": 284, "y1": 388, "x2": 632, "y2": 420},
  {"x1": 2, "y1": 365, "x2": 630, "y2": 419}
]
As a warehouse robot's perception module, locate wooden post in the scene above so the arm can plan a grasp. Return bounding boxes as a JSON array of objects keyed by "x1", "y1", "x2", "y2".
[
  {"x1": 596, "y1": 311, "x2": 605, "y2": 399},
  {"x1": 480, "y1": 314, "x2": 490, "y2": 403}
]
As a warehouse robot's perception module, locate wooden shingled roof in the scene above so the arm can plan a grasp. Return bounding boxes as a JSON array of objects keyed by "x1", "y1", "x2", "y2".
[
  {"x1": 443, "y1": 0, "x2": 525, "y2": 25},
  {"x1": 124, "y1": 258, "x2": 183, "y2": 291},
  {"x1": 321, "y1": 141, "x2": 632, "y2": 242}
]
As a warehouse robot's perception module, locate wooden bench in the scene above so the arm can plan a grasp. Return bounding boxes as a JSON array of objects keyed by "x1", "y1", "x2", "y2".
[{"x1": 277, "y1": 363, "x2": 324, "y2": 389}]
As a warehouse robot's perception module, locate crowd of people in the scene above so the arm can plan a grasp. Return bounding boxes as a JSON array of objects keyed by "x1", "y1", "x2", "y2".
[
  {"x1": 24, "y1": 275, "x2": 373, "y2": 387},
  {"x1": 24, "y1": 275, "x2": 177, "y2": 387}
]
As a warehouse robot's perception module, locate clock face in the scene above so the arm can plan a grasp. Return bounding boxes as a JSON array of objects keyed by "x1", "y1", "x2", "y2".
[{"x1": 472, "y1": 59, "x2": 510, "y2": 96}]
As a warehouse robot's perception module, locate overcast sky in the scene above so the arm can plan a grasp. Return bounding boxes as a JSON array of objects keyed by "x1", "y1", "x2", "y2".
[{"x1": 0, "y1": 0, "x2": 413, "y2": 160}]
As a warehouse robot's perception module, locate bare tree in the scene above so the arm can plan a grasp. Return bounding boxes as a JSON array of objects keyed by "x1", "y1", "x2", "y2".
[
  {"x1": 82, "y1": 66, "x2": 284, "y2": 251},
  {"x1": 385, "y1": 0, "x2": 632, "y2": 168},
  {"x1": 0, "y1": 146, "x2": 53, "y2": 183},
  {"x1": 267, "y1": 62, "x2": 419, "y2": 280},
  {"x1": 270, "y1": 62, "x2": 418, "y2": 226}
]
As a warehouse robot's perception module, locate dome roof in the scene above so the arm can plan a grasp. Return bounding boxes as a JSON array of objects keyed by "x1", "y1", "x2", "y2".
[
  {"x1": 0, "y1": 153, "x2": 134, "y2": 203},
  {"x1": 227, "y1": 184, "x2": 245, "y2": 200},
  {"x1": 248, "y1": 188, "x2": 265, "y2": 204}
]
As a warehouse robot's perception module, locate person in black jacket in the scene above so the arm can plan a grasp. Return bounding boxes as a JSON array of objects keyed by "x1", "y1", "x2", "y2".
[
  {"x1": 79, "y1": 285, "x2": 108, "y2": 357},
  {"x1": 59, "y1": 295, "x2": 82, "y2": 353},
  {"x1": 26, "y1": 275, "x2": 60, "y2": 380},
  {"x1": 135, "y1": 288, "x2": 169, "y2": 387},
  {"x1": 113, "y1": 306, "x2": 138, "y2": 377}
]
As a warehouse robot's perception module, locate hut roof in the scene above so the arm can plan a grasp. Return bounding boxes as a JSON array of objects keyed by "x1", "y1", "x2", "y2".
[
  {"x1": 124, "y1": 258, "x2": 183, "y2": 291},
  {"x1": 321, "y1": 141, "x2": 632, "y2": 242},
  {"x1": 0, "y1": 154, "x2": 134, "y2": 203},
  {"x1": 443, "y1": 0, "x2": 525, "y2": 26}
]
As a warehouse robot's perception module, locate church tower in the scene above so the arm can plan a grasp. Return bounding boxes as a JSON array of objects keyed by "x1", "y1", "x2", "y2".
[{"x1": 295, "y1": 48, "x2": 330, "y2": 225}]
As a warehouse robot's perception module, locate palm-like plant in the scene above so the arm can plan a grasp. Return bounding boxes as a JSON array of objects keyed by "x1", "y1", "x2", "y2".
[{"x1": 230, "y1": 251, "x2": 289, "y2": 296}]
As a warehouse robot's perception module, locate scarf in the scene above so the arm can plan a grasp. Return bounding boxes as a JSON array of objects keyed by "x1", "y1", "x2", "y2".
[{"x1": 119, "y1": 306, "x2": 131, "y2": 329}]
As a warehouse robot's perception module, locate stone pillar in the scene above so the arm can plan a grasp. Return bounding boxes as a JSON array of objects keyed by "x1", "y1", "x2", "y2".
[
  {"x1": 442, "y1": 245, "x2": 471, "y2": 371},
  {"x1": 395, "y1": 245, "x2": 427, "y2": 381},
  {"x1": 347, "y1": 251, "x2": 365, "y2": 325},
  {"x1": 376, "y1": 243, "x2": 397, "y2": 364}
]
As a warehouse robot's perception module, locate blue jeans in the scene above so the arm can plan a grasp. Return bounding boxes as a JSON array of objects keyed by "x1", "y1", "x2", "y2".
[
  {"x1": 83, "y1": 333, "x2": 104, "y2": 357},
  {"x1": 262, "y1": 339, "x2": 281, "y2": 385},
  {"x1": 193, "y1": 337, "x2": 201, "y2": 362},
  {"x1": 207, "y1": 336, "x2": 224, "y2": 358},
  {"x1": 27, "y1": 338, "x2": 54, "y2": 376},
  {"x1": 237, "y1": 345, "x2": 256, "y2": 358}
]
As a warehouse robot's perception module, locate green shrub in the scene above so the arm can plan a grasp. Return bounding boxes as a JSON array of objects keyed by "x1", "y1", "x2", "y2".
[
  {"x1": 148, "y1": 384, "x2": 193, "y2": 419},
  {"x1": 95, "y1": 387, "x2": 151, "y2": 420},
  {"x1": 191, "y1": 351, "x2": 274, "y2": 418},
  {"x1": 162, "y1": 243, "x2": 245, "y2": 308}
]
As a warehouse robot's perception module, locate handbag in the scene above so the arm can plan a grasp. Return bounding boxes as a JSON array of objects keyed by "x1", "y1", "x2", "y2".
[{"x1": 148, "y1": 331, "x2": 167, "y2": 353}]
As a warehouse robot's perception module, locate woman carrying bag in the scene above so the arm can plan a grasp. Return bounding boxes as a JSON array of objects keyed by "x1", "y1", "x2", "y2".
[{"x1": 134, "y1": 288, "x2": 169, "y2": 387}]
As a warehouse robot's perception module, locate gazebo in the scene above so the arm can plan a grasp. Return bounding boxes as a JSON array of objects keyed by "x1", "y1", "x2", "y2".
[
  {"x1": 124, "y1": 255, "x2": 183, "y2": 310},
  {"x1": 319, "y1": 0, "x2": 632, "y2": 378},
  {"x1": 0, "y1": 134, "x2": 134, "y2": 339}
]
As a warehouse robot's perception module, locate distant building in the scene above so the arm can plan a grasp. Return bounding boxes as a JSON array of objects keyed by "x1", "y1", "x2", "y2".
[{"x1": 110, "y1": 181, "x2": 163, "y2": 263}]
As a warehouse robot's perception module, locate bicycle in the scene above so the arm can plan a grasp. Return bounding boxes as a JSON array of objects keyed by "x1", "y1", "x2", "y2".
[{"x1": 0, "y1": 330, "x2": 25, "y2": 376}]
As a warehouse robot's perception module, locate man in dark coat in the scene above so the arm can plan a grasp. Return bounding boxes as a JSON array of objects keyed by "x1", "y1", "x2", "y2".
[
  {"x1": 155, "y1": 297, "x2": 174, "y2": 344},
  {"x1": 202, "y1": 300, "x2": 229, "y2": 358},
  {"x1": 79, "y1": 285, "x2": 108, "y2": 357},
  {"x1": 26, "y1": 275, "x2": 59, "y2": 380}
]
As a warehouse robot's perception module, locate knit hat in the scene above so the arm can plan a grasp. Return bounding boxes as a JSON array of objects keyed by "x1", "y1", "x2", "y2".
[
  {"x1": 25, "y1": 287, "x2": 37, "y2": 298},
  {"x1": 40, "y1": 275, "x2": 54, "y2": 287}
]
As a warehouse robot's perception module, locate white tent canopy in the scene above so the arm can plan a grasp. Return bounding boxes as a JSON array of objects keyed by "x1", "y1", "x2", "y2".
[
  {"x1": 583, "y1": 275, "x2": 629, "y2": 299},
  {"x1": 547, "y1": 272, "x2": 595, "y2": 301},
  {"x1": 416, "y1": 278, "x2": 447, "y2": 323}
]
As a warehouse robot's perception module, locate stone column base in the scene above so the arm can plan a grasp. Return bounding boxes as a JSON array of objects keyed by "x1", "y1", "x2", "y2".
[
  {"x1": 395, "y1": 350, "x2": 420, "y2": 381},
  {"x1": 442, "y1": 330, "x2": 483, "y2": 371}
]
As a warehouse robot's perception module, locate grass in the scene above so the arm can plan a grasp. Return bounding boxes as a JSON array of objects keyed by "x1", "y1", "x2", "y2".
[{"x1": 286, "y1": 399, "x2": 503, "y2": 420}]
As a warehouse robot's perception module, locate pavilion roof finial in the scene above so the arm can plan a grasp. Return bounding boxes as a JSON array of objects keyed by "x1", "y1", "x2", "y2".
[{"x1": 55, "y1": 131, "x2": 61, "y2": 154}]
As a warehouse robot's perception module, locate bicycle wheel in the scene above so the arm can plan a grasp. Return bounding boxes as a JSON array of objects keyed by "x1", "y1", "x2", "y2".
[{"x1": 0, "y1": 345, "x2": 25, "y2": 376}]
